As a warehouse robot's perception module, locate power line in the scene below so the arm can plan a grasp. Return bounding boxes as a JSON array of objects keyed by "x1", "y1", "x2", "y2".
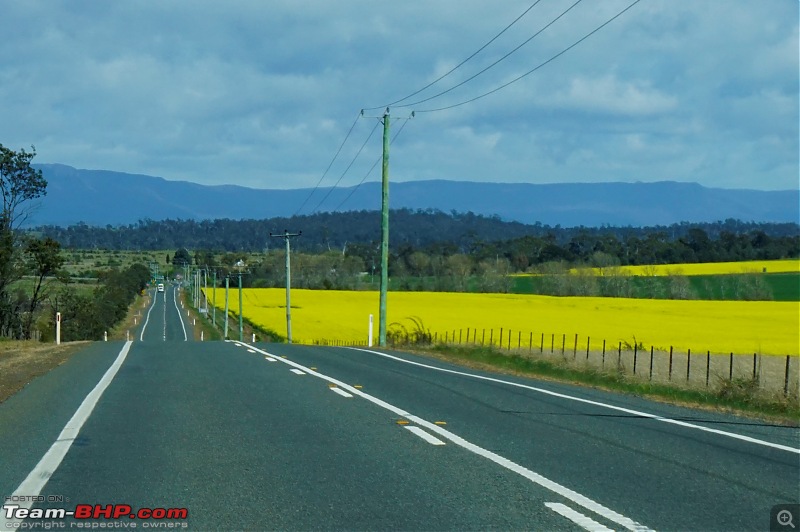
[
  {"x1": 415, "y1": 0, "x2": 643, "y2": 114},
  {"x1": 292, "y1": 112, "x2": 362, "y2": 217},
  {"x1": 364, "y1": 1, "x2": 544, "y2": 111},
  {"x1": 396, "y1": 0, "x2": 584, "y2": 109},
  {"x1": 308, "y1": 118, "x2": 382, "y2": 215},
  {"x1": 332, "y1": 114, "x2": 413, "y2": 213}
]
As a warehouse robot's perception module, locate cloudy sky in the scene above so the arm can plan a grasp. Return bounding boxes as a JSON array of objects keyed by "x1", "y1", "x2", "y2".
[{"x1": 1, "y1": 0, "x2": 797, "y2": 202}]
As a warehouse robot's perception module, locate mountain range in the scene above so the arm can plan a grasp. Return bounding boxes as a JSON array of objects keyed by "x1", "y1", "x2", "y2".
[{"x1": 27, "y1": 164, "x2": 799, "y2": 228}]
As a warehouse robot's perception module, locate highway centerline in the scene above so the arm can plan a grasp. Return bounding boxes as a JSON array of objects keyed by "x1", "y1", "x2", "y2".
[
  {"x1": 347, "y1": 347, "x2": 800, "y2": 455},
  {"x1": 236, "y1": 341, "x2": 652, "y2": 532},
  {"x1": 545, "y1": 502, "x2": 614, "y2": 532}
]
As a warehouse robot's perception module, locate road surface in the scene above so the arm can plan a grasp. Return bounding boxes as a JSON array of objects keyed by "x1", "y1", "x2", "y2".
[{"x1": 1, "y1": 285, "x2": 798, "y2": 530}]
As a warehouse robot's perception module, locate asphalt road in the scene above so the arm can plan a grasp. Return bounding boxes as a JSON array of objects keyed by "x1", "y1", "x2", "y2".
[{"x1": 1, "y1": 285, "x2": 798, "y2": 531}]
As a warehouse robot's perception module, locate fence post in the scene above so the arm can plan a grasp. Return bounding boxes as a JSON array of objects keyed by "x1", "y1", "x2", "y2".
[
  {"x1": 561, "y1": 334, "x2": 566, "y2": 356},
  {"x1": 602, "y1": 339, "x2": 606, "y2": 368},
  {"x1": 686, "y1": 348, "x2": 691, "y2": 382},
  {"x1": 573, "y1": 333, "x2": 578, "y2": 358},
  {"x1": 529, "y1": 332, "x2": 533, "y2": 353},
  {"x1": 729, "y1": 352, "x2": 733, "y2": 380},
  {"x1": 482, "y1": 329, "x2": 485, "y2": 346},
  {"x1": 706, "y1": 351, "x2": 711, "y2": 387},
  {"x1": 586, "y1": 337, "x2": 590, "y2": 360},
  {"x1": 445, "y1": 331, "x2": 448, "y2": 343},
  {"x1": 752, "y1": 353, "x2": 757, "y2": 381},
  {"x1": 518, "y1": 330, "x2": 522, "y2": 349},
  {"x1": 551, "y1": 334, "x2": 555, "y2": 353},
  {"x1": 633, "y1": 343, "x2": 638, "y2": 375},
  {"x1": 541, "y1": 333, "x2": 544, "y2": 353},
  {"x1": 618, "y1": 341, "x2": 621, "y2": 368},
  {"x1": 507, "y1": 329, "x2": 512, "y2": 350},
  {"x1": 490, "y1": 329, "x2": 493, "y2": 346},
  {"x1": 467, "y1": 328, "x2": 470, "y2": 344},
  {"x1": 785, "y1": 355, "x2": 791, "y2": 396},
  {"x1": 459, "y1": 329, "x2": 462, "y2": 344},
  {"x1": 499, "y1": 328, "x2": 504, "y2": 349},
  {"x1": 669, "y1": 346, "x2": 673, "y2": 380},
  {"x1": 649, "y1": 346, "x2": 654, "y2": 381}
]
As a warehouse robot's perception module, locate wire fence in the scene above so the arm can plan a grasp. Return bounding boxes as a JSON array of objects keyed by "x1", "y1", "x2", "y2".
[{"x1": 303, "y1": 327, "x2": 799, "y2": 399}]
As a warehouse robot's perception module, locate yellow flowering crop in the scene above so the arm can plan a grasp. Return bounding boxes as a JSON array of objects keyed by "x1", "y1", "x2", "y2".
[
  {"x1": 577, "y1": 259, "x2": 799, "y2": 277},
  {"x1": 208, "y1": 288, "x2": 799, "y2": 356}
]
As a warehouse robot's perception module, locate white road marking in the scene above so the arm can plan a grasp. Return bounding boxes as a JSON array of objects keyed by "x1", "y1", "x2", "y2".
[
  {"x1": 171, "y1": 286, "x2": 188, "y2": 341},
  {"x1": 330, "y1": 387, "x2": 353, "y2": 398},
  {"x1": 247, "y1": 349, "x2": 256, "y2": 353},
  {"x1": 348, "y1": 348, "x2": 800, "y2": 455},
  {"x1": 264, "y1": 357, "x2": 277, "y2": 362},
  {"x1": 404, "y1": 425, "x2": 446, "y2": 445},
  {"x1": 139, "y1": 289, "x2": 159, "y2": 341},
  {"x1": 1, "y1": 342, "x2": 134, "y2": 529},
  {"x1": 545, "y1": 503, "x2": 614, "y2": 532},
  {"x1": 235, "y1": 342, "x2": 652, "y2": 532},
  {"x1": 290, "y1": 369, "x2": 306, "y2": 375}
]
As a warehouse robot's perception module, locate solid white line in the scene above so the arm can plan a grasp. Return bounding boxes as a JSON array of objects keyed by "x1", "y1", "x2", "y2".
[
  {"x1": 330, "y1": 387, "x2": 353, "y2": 398},
  {"x1": 1, "y1": 341, "x2": 134, "y2": 529},
  {"x1": 404, "y1": 425, "x2": 446, "y2": 445},
  {"x1": 290, "y1": 369, "x2": 306, "y2": 375},
  {"x1": 235, "y1": 342, "x2": 651, "y2": 532},
  {"x1": 347, "y1": 348, "x2": 800, "y2": 455},
  {"x1": 139, "y1": 289, "x2": 158, "y2": 341},
  {"x1": 172, "y1": 286, "x2": 188, "y2": 341},
  {"x1": 545, "y1": 503, "x2": 614, "y2": 532}
]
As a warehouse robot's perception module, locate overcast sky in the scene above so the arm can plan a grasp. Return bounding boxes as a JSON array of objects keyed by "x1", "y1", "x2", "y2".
[{"x1": 1, "y1": 0, "x2": 797, "y2": 203}]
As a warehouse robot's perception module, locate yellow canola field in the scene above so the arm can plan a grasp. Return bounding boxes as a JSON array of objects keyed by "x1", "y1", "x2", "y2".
[
  {"x1": 208, "y1": 288, "x2": 799, "y2": 356},
  {"x1": 570, "y1": 259, "x2": 800, "y2": 277}
]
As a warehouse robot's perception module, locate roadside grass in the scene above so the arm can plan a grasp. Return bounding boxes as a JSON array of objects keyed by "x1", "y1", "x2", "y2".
[
  {"x1": 0, "y1": 339, "x2": 89, "y2": 404},
  {"x1": 411, "y1": 343, "x2": 800, "y2": 424}
]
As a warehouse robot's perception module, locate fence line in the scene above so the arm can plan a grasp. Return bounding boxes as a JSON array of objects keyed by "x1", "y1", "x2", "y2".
[{"x1": 355, "y1": 326, "x2": 799, "y2": 398}]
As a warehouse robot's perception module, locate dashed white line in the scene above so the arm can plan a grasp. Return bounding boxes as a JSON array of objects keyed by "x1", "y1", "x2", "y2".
[
  {"x1": 235, "y1": 342, "x2": 652, "y2": 532},
  {"x1": 404, "y1": 426, "x2": 446, "y2": 446},
  {"x1": 347, "y1": 347, "x2": 800, "y2": 455},
  {"x1": 330, "y1": 387, "x2": 353, "y2": 398},
  {"x1": 264, "y1": 357, "x2": 277, "y2": 362},
  {"x1": 545, "y1": 502, "x2": 614, "y2": 532},
  {"x1": 290, "y1": 369, "x2": 306, "y2": 375}
]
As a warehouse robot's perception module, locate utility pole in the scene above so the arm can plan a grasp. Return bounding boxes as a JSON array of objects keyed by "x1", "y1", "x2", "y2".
[
  {"x1": 224, "y1": 275, "x2": 229, "y2": 340},
  {"x1": 212, "y1": 270, "x2": 217, "y2": 327},
  {"x1": 238, "y1": 271, "x2": 243, "y2": 342},
  {"x1": 379, "y1": 108, "x2": 390, "y2": 347},
  {"x1": 270, "y1": 230, "x2": 302, "y2": 343}
]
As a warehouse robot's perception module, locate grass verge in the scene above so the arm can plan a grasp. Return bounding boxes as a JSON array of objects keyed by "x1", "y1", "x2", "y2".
[
  {"x1": 408, "y1": 343, "x2": 800, "y2": 425},
  {"x1": 0, "y1": 340, "x2": 90, "y2": 404}
]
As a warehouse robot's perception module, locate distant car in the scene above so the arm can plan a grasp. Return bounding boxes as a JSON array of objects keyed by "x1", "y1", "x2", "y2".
[{"x1": 157, "y1": 283, "x2": 165, "y2": 292}]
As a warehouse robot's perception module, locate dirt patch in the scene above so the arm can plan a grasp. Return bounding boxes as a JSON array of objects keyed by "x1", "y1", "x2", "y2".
[{"x1": 0, "y1": 341, "x2": 89, "y2": 404}]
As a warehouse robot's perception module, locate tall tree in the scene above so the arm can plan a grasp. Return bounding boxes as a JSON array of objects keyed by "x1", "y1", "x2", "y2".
[
  {"x1": 0, "y1": 144, "x2": 47, "y2": 337},
  {"x1": 23, "y1": 236, "x2": 64, "y2": 339}
]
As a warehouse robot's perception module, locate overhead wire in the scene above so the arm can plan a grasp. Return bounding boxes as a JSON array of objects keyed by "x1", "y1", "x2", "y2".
[
  {"x1": 363, "y1": 0, "x2": 544, "y2": 111},
  {"x1": 415, "y1": 0, "x2": 643, "y2": 113},
  {"x1": 332, "y1": 114, "x2": 414, "y2": 213},
  {"x1": 292, "y1": 112, "x2": 362, "y2": 217},
  {"x1": 308, "y1": 118, "x2": 382, "y2": 215},
  {"x1": 395, "y1": 0, "x2": 584, "y2": 109}
]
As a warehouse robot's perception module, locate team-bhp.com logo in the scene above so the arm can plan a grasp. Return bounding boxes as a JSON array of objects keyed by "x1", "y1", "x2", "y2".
[{"x1": 3, "y1": 504, "x2": 188, "y2": 528}]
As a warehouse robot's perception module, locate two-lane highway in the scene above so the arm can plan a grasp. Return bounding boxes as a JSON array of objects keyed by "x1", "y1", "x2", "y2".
[
  {"x1": 139, "y1": 284, "x2": 191, "y2": 342},
  {"x1": 1, "y1": 289, "x2": 798, "y2": 530}
]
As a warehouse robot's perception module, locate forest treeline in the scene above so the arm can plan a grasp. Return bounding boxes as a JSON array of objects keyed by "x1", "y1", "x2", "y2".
[{"x1": 35, "y1": 210, "x2": 799, "y2": 270}]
